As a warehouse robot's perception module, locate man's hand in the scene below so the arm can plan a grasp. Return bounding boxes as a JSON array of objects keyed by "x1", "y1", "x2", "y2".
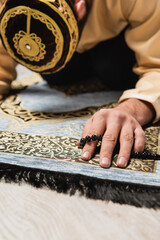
[{"x1": 79, "y1": 98, "x2": 155, "y2": 168}]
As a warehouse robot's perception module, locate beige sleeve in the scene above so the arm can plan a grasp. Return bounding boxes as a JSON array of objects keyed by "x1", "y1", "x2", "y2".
[
  {"x1": 119, "y1": 0, "x2": 160, "y2": 122},
  {"x1": 0, "y1": 40, "x2": 17, "y2": 96}
]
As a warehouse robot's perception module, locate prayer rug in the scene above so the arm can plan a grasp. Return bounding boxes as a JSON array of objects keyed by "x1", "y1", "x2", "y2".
[{"x1": 0, "y1": 65, "x2": 160, "y2": 208}]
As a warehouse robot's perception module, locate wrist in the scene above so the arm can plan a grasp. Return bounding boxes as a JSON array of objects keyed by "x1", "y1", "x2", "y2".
[{"x1": 116, "y1": 98, "x2": 156, "y2": 126}]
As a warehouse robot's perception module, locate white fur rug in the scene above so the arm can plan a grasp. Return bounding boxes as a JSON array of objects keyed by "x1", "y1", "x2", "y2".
[{"x1": 0, "y1": 182, "x2": 160, "y2": 240}]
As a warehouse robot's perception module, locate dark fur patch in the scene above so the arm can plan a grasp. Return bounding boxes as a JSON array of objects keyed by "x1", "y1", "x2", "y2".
[{"x1": 0, "y1": 162, "x2": 160, "y2": 209}]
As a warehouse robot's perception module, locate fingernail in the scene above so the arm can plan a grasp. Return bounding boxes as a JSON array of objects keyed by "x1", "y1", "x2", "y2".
[
  {"x1": 117, "y1": 157, "x2": 127, "y2": 167},
  {"x1": 82, "y1": 151, "x2": 91, "y2": 159},
  {"x1": 101, "y1": 157, "x2": 110, "y2": 167}
]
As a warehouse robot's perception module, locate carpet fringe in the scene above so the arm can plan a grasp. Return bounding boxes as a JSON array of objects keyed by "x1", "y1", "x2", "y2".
[{"x1": 0, "y1": 163, "x2": 160, "y2": 209}]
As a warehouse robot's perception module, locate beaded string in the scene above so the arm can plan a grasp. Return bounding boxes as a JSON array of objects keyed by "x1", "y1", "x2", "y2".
[
  {"x1": 80, "y1": 134, "x2": 103, "y2": 146},
  {"x1": 80, "y1": 135, "x2": 160, "y2": 160}
]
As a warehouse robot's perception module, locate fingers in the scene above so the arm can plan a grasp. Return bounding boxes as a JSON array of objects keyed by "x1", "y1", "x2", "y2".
[
  {"x1": 117, "y1": 126, "x2": 134, "y2": 167},
  {"x1": 81, "y1": 114, "x2": 106, "y2": 161},
  {"x1": 99, "y1": 123, "x2": 121, "y2": 168},
  {"x1": 134, "y1": 127, "x2": 146, "y2": 152},
  {"x1": 79, "y1": 109, "x2": 146, "y2": 169},
  {"x1": 77, "y1": 118, "x2": 93, "y2": 148},
  {"x1": 117, "y1": 126, "x2": 145, "y2": 168}
]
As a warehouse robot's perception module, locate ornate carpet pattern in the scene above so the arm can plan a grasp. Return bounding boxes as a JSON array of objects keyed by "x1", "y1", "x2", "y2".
[{"x1": 0, "y1": 65, "x2": 160, "y2": 187}]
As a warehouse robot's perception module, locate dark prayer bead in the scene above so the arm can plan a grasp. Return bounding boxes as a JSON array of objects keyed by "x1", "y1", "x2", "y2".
[
  {"x1": 131, "y1": 152, "x2": 136, "y2": 158},
  {"x1": 141, "y1": 152, "x2": 146, "y2": 159},
  {"x1": 85, "y1": 136, "x2": 91, "y2": 142},
  {"x1": 97, "y1": 134, "x2": 102, "y2": 141},
  {"x1": 80, "y1": 138, "x2": 86, "y2": 147},
  {"x1": 130, "y1": 151, "x2": 160, "y2": 160},
  {"x1": 156, "y1": 155, "x2": 160, "y2": 160},
  {"x1": 91, "y1": 135, "x2": 97, "y2": 141},
  {"x1": 153, "y1": 154, "x2": 157, "y2": 160},
  {"x1": 79, "y1": 139, "x2": 160, "y2": 160},
  {"x1": 133, "y1": 152, "x2": 139, "y2": 156},
  {"x1": 80, "y1": 134, "x2": 103, "y2": 148}
]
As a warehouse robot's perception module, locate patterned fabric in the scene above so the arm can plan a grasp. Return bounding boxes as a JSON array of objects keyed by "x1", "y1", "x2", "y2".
[{"x1": 0, "y1": 66, "x2": 160, "y2": 187}]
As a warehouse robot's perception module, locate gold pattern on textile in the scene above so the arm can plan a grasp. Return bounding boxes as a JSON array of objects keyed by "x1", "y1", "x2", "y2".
[
  {"x1": 0, "y1": 73, "x2": 159, "y2": 173},
  {"x1": 144, "y1": 126, "x2": 160, "y2": 154},
  {"x1": 0, "y1": 94, "x2": 114, "y2": 122},
  {"x1": 0, "y1": 93, "x2": 159, "y2": 173},
  {"x1": 111, "y1": 126, "x2": 160, "y2": 173},
  {"x1": 0, "y1": 6, "x2": 63, "y2": 71},
  {"x1": 0, "y1": 131, "x2": 82, "y2": 160},
  {"x1": 1, "y1": 73, "x2": 117, "y2": 122},
  {"x1": 0, "y1": 0, "x2": 79, "y2": 72},
  {"x1": 13, "y1": 31, "x2": 46, "y2": 61},
  {"x1": 90, "y1": 126, "x2": 159, "y2": 173},
  {"x1": 0, "y1": 131, "x2": 157, "y2": 173}
]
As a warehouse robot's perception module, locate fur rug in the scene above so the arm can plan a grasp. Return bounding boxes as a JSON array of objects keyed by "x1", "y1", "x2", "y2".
[{"x1": 0, "y1": 181, "x2": 160, "y2": 240}]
